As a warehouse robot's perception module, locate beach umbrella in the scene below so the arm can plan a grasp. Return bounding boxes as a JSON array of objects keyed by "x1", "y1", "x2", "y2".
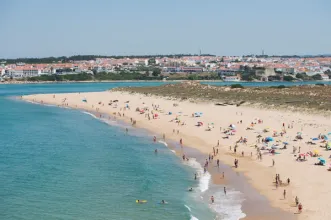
[
  {"x1": 265, "y1": 137, "x2": 274, "y2": 142},
  {"x1": 313, "y1": 149, "x2": 319, "y2": 154},
  {"x1": 322, "y1": 135, "x2": 329, "y2": 140},
  {"x1": 318, "y1": 157, "x2": 326, "y2": 164}
]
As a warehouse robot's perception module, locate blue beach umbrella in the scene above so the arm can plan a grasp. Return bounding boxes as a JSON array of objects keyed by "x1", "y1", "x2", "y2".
[
  {"x1": 318, "y1": 157, "x2": 326, "y2": 164},
  {"x1": 265, "y1": 137, "x2": 274, "y2": 142}
]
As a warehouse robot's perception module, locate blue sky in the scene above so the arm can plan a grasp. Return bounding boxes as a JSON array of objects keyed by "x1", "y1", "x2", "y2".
[{"x1": 1, "y1": 0, "x2": 330, "y2": 58}]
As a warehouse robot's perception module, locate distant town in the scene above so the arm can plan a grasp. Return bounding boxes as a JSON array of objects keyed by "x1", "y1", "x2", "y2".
[{"x1": 1, "y1": 54, "x2": 331, "y2": 82}]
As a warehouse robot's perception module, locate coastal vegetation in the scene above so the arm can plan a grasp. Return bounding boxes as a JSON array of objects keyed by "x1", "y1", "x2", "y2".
[
  {"x1": 24, "y1": 72, "x2": 162, "y2": 82},
  {"x1": 114, "y1": 82, "x2": 331, "y2": 112},
  {"x1": 1, "y1": 54, "x2": 215, "y2": 64}
]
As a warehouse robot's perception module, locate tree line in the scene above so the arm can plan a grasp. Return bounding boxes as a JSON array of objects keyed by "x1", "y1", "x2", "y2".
[{"x1": 1, "y1": 54, "x2": 215, "y2": 64}]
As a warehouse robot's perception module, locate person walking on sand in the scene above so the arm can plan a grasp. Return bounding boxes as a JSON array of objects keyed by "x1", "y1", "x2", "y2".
[
  {"x1": 272, "y1": 159, "x2": 275, "y2": 166},
  {"x1": 211, "y1": 196, "x2": 214, "y2": 203},
  {"x1": 295, "y1": 196, "x2": 299, "y2": 206},
  {"x1": 222, "y1": 172, "x2": 224, "y2": 179},
  {"x1": 283, "y1": 189, "x2": 286, "y2": 199},
  {"x1": 180, "y1": 138, "x2": 183, "y2": 146},
  {"x1": 217, "y1": 159, "x2": 220, "y2": 167},
  {"x1": 224, "y1": 187, "x2": 227, "y2": 195},
  {"x1": 163, "y1": 133, "x2": 165, "y2": 140},
  {"x1": 217, "y1": 140, "x2": 219, "y2": 146},
  {"x1": 298, "y1": 203, "x2": 303, "y2": 213},
  {"x1": 287, "y1": 178, "x2": 290, "y2": 185}
]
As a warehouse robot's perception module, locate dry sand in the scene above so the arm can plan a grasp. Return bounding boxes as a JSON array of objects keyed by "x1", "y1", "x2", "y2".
[{"x1": 21, "y1": 90, "x2": 331, "y2": 220}]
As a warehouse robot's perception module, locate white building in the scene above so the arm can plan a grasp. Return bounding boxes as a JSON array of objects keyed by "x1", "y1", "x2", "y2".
[
  {"x1": 222, "y1": 75, "x2": 241, "y2": 82},
  {"x1": 320, "y1": 74, "x2": 330, "y2": 81},
  {"x1": 5, "y1": 68, "x2": 41, "y2": 78}
]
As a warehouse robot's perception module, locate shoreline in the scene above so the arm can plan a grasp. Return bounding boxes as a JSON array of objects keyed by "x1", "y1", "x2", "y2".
[
  {"x1": 19, "y1": 90, "x2": 331, "y2": 220},
  {"x1": 20, "y1": 98, "x2": 294, "y2": 219}
]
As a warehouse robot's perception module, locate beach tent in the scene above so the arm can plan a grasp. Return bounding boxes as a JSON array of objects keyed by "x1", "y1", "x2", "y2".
[
  {"x1": 322, "y1": 135, "x2": 329, "y2": 140},
  {"x1": 265, "y1": 137, "x2": 274, "y2": 142},
  {"x1": 318, "y1": 157, "x2": 326, "y2": 165},
  {"x1": 82, "y1": 98, "x2": 87, "y2": 102}
]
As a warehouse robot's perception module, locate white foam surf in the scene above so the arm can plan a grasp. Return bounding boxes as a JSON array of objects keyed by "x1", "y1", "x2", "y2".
[
  {"x1": 158, "y1": 140, "x2": 168, "y2": 147},
  {"x1": 185, "y1": 205, "x2": 199, "y2": 220},
  {"x1": 209, "y1": 189, "x2": 246, "y2": 220},
  {"x1": 183, "y1": 158, "x2": 210, "y2": 193},
  {"x1": 82, "y1": 111, "x2": 98, "y2": 119}
]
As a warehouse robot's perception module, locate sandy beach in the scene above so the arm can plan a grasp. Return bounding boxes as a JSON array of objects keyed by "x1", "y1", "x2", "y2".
[{"x1": 21, "y1": 89, "x2": 331, "y2": 220}]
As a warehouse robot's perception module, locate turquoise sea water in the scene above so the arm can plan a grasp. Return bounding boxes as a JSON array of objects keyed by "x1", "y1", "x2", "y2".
[{"x1": 0, "y1": 82, "x2": 216, "y2": 220}]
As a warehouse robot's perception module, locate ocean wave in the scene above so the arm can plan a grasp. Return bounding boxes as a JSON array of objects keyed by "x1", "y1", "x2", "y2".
[
  {"x1": 185, "y1": 205, "x2": 199, "y2": 220},
  {"x1": 158, "y1": 140, "x2": 168, "y2": 147},
  {"x1": 82, "y1": 111, "x2": 98, "y2": 119},
  {"x1": 209, "y1": 190, "x2": 246, "y2": 220},
  {"x1": 183, "y1": 158, "x2": 210, "y2": 193}
]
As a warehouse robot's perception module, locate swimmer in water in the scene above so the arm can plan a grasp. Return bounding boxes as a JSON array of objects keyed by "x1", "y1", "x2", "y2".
[
  {"x1": 188, "y1": 188, "x2": 193, "y2": 192},
  {"x1": 211, "y1": 196, "x2": 214, "y2": 203},
  {"x1": 155, "y1": 149, "x2": 158, "y2": 154}
]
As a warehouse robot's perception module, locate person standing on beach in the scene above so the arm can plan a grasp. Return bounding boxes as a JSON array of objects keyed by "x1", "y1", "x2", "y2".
[
  {"x1": 211, "y1": 196, "x2": 214, "y2": 203},
  {"x1": 163, "y1": 133, "x2": 165, "y2": 140},
  {"x1": 287, "y1": 178, "x2": 290, "y2": 185},
  {"x1": 298, "y1": 203, "x2": 303, "y2": 213},
  {"x1": 180, "y1": 138, "x2": 183, "y2": 146},
  {"x1": 222, "y1": 172, "x2": 224, "y2": 179},
  {"x1": 217, "y1": 159, "x2": 220, "y2": 167},
  {"x1": 217, "y1": 140, "x2": 219, "y2": 146},
  {"x1": 295, "y1": 196, "x2": 299, "y2": 206},
  {"x1": 224, "y1": 187, "x2": 227, "y2": 195},
  {"x1": 272, "y1": 159, "x2": 275, "y2": 166},
  {"x1": 283, "y1": 189, "x2": 286, "y2": 199}
]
